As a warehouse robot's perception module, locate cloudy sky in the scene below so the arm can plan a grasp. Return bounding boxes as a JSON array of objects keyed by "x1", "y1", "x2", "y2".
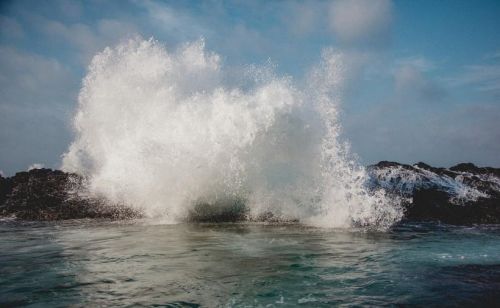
[{"x1": 1, "y1": 0, "x2": 499, "y2": 175}]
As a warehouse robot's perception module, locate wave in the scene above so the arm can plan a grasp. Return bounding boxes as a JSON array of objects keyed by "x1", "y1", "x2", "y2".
[{"x1": 62, "y1": 38, "x2": 402, "y2": 229}]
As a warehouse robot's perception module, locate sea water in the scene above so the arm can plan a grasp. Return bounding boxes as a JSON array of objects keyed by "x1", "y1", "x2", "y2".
[{"x1": 1, "y1": 220, "x2": 499, "y2": 306}]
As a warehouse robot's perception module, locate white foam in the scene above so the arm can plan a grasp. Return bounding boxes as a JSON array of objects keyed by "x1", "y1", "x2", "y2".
[{"x1": 62, "y1": 38, "x2": 402, "y2": 228}]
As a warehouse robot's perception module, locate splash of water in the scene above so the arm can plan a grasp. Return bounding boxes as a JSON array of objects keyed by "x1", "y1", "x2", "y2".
[{"x1": 62, "y1": 38, "x2": 402, "y2": 228}]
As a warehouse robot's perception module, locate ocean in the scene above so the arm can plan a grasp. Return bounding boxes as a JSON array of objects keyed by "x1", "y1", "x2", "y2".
[{"x1": 1, "y1": 220, "x2": 499, "y2": 306}]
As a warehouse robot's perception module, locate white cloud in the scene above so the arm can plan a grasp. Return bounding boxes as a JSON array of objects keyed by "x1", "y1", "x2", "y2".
[
  {"x1": 284, "y1": 1, "x2": 323, "y2": 36},
  {"x1": 40, "y1": 18, "x2": 140, "y2": 64},
  {"x1": 345, "y1": 96, "x2": 500, "y2": 167},
  {"x1": 433, "y1": 104, "x2": 500, "y2": 165},
  {"x1": 329, "y1": 0, "x2": 393, "y2": 46},
  {"x1": 395, "y1": 56, "x2": 435, "y2": 72},
  {"x1": 335, "y1": 50, "x2": 374, "y2": 84},
  {"x1": 0, "y1": 46, "x2": 76, "y2": 175},
  {"x1": 0, "y1": 46, "x2": 75, "y2": 112},
  {"x1": 136, "y1": 0, "x2": 210, "y2": 41},
  {"x1": 394, "y1": 62, "x2": 444, "y2": 101},
  {"x1": 447, "y1": 64, "x2": 500, "y2": 95}
]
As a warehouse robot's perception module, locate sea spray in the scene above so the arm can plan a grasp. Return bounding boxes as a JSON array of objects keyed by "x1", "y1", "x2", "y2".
[{"x1": 62, "y1": 38, "x2": 402, "y2": 228}]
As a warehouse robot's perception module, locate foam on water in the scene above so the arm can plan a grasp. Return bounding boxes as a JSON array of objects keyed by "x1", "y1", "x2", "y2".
[{"x1": 62, "y1": 38, "x2": 402, "y2": 228}]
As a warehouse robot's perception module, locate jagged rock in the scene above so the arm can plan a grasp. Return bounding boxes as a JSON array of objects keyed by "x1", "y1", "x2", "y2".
[
  {"x1": 1, "y1": 163, "x2": 499, "y2": 224},
  {"x1": 368, "y1": 161, "x2": 500, "y2": 224},
  {"x1": 0, "y1": 168, "x2": 140, "y2": 220}
]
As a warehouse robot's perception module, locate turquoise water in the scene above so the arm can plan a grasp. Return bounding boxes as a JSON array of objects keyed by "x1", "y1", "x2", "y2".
[{"x1": 1, "y1": 220, "x2": 499, "y2": 307}]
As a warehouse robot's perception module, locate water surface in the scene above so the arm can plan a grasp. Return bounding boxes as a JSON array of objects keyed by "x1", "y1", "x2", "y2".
[{"x1": 1, "y1": 220, "x2": 499, "y2": 306}]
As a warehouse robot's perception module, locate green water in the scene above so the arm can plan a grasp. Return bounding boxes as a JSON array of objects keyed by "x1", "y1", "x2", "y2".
[{"x1": 1, "y1": 220, "x2": 499, "y2": 306}]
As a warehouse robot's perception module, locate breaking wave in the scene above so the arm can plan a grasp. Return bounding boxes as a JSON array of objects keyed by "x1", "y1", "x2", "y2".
[{"x1": 62, "y1": 38, "x2": 402, "y2": 228}]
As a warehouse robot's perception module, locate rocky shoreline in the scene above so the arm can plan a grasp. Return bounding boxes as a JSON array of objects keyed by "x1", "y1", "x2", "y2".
[
  {"x1": 1, "y1": 162, "x2": 499, "y2": 224},
  {"x1": 0, "y1": 168, "x2": 138, "y2": 220}
]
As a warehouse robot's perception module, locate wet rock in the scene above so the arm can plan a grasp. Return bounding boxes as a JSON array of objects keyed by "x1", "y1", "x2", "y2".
[
  {"x1": 0, "y1": 175, "x2": 12, "y2": 206},
  {"x1": 1, "y1": 162, "x2": 499, "y2": 224},
  {"x1": 368, "y1": 161, "x2": 500, "y2": 224},
  {"x1": 187, "y1": 198, "x2": 248, "y2": 223},
  {"x1": 0, "y1": 168, "x2": 140, "y2": 220}
]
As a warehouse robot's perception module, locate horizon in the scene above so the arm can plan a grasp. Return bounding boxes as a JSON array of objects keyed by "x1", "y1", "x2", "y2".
[{"x1": 1, "y1": 0, "x2": 500, "y2": 176}]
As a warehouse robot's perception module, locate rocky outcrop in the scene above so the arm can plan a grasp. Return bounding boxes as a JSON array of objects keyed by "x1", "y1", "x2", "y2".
[
  {"x1": 1, "y1": 163, "x2": 499, "y2": 224},
  {"x1": 367, "y1": 161, "x2": 500, "y2": 224},
  {"x1": 0, "y1": 168, "x2": 139, "y2": 220}
]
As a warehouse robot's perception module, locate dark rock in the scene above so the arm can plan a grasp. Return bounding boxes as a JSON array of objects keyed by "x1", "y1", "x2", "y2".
[
  {"x1": 450, "y1": 162, "x2": 478, "y2": 173},
  {"x1": 450, "y1": 163, "x2": 500, "y2": 177},
  {"x1": 0, "y1": 175, "x2": 13, "y2": 206},
  {"x1": 407, "y1": 189, "x2": 500, "y2": 224},
  {"x1": 0, "y1": 168, "x2": 140, "y2": 220},
  {"x1": 187, "y1": 198, "x2": 248, "y2": 223},
  {"x1": 2, "y1": 162, "x2": 499, "y2": 224},
  {"x1": 368, "y1": 162, "x2": 500, "y2": 225}
]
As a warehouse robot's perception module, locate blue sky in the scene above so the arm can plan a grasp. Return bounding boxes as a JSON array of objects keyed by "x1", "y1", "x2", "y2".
[{"x1": 1, "y1": 0, "x2": 500, "y2": 175}]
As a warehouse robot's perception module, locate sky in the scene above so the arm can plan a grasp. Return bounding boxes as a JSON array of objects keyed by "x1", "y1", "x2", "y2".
[{"x1": 0, "y1": 0, "x2": 499, "y2": 175}]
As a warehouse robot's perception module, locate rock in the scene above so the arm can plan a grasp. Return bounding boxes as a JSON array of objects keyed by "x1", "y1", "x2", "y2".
[
  {"x1": 187, "y1": 198, "x2": 248, "y2": 223},
  {"x1": 0, "y1": 168, "x2": 140, "y2": 220},
  {"x1": 1, "y1": 163, "x2": 499, "y2": 224},
  {"x1": 0, "y1": 175, "x2": 12, "y2": 206},
  {"x1": 450, "y1": 163, "x2": 500, "y2": 178},
  {"x1": 368, "y1": 161, "x2": 500, "y2": 224}
]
